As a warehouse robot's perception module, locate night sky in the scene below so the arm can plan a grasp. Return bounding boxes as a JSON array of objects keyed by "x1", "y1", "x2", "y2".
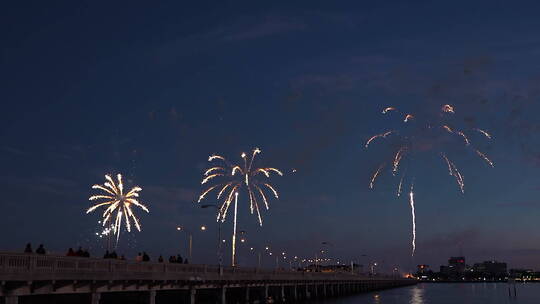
[{"x1": 2, "y1": 2, "x2": 540, "y2": 272}]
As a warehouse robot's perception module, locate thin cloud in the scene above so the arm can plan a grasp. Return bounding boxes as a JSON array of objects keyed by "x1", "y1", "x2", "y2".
[{"x1": 222, "y1": 16, "x2": 306, "y2": 41}]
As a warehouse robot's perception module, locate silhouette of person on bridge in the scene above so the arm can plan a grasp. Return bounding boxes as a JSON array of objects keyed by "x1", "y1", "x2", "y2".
[
  {"x1": 36, "y1": 244, "x2": 46, "y2": 255},
  {"x1": 24, "y1": 243, "x2": 33, "y2": 253},
  {"x1": 142, "y1": 252, "x2": 150, "y2": 262}
]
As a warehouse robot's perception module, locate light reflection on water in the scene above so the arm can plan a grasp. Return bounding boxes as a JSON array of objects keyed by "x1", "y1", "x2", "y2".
[
  {"x1": 409, "y1": 285, "x2": 424, "y2": 304},
  {"x1": 305, "y1": 283, "x2": 540, "y2": 304}
]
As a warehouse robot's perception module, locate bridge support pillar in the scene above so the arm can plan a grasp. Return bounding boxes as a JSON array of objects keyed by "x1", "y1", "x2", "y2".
[
  {"x1": 323, "y1": 284, "x2": 327, "y2": 297},
  {"x1": 280, "y1": 285, "x2": 285, "y2": 302},
  {"x1": 220, "y1": 286, "x2": 226, "y2": 304},
  {"x1": 189, "y1": 287, "x2": 197, "y2": 304},
  {"x1": 91, "y1": 292, "x2": 100, "y2": 304},
  {"x1": 305, "y1": 284, "x2": 310, "y2": 299},
  {"x1": 293, "y1": 285, "x2": 298, "y2": 301},
  {"x1": 314, "y1": 284, "x2": 318, "y2": 297},
  {"x1": 149, "y1": 290, "x2": 156, "y2": 304},
  {"x1": 5, "y1": 296, "x2": 18, "y2": 304},
  {"x1": 264, "y1": 284, "x2": 269, "y2": 299},
  {"x1": 245, "y1": 286, "x2": 250, "y2": 303}
]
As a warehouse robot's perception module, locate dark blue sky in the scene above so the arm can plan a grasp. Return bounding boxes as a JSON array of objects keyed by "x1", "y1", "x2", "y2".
[{"x1": 2, "y1": 1, "x2": 540, "y2": 272}]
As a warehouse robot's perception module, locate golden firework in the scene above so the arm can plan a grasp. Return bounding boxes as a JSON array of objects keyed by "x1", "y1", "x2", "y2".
[
  {"x1": 198, "y1": 148, "x2": 282, "y2": 226},
  {"x1": 87, "y1": 174, "x2": 149, "y2": 243}
]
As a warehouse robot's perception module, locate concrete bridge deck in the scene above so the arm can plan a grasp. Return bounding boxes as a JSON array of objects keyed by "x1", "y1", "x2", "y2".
[{"x1": 0, "y1": 252, "x2": 415, "y2": 303}]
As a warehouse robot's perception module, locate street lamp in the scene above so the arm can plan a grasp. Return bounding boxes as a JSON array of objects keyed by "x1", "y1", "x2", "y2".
[
  {"x1": 371, "y1": 262, "x2": 378, "y2": 275},
  {"x1": 200, "y1": 203, "x2": 223, "y2": 267},
  {"x1": 176, "y1": 225, "x2": 206, "y2": 263},
  {"x1": 250, "y1": 246, "x2": 263, "y2": 268}
]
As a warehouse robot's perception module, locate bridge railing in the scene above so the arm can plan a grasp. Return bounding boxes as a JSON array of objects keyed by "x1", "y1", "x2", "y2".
[
  {"x1": 0, "y1": 252, "x2": 398, "y2": 280},
  {"x1": 0, "y1": 252, "x2": 214, "y2": 275}
]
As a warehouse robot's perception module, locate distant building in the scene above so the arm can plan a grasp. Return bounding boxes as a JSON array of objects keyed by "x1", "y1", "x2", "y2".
[
  {"x1": 440, "y1": 257, "x2": 466, "y2": 279},
  {"x1": 416, "y1": 256, "x2": 514, "y2": 282},
  {"x1": 473, "y1": 261, "x2": 507, "y2": 277},
  {"x1": 448, "y1": 257, "x2": 466, "y2": 273}
]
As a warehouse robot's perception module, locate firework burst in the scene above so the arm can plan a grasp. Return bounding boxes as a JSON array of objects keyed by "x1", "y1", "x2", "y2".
[
  {"x1": 87, "y1": 174, "x2": 149, "y2": 244},
  {"x1": 198, "y1": 147, "x2": 282, "y2": 226},
  {"x1": 366, "y1": 104, "x2": 494, "y2": 255}
]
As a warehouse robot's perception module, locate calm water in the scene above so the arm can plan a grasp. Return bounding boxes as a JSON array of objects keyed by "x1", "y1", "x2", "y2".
[{"x1": 308, "y1": 283, "x2": 540, "y2": 304}]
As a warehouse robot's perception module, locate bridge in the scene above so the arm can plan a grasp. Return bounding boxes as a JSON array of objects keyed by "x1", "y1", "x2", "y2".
[{"x1": 0, "y1": 252, "x2": 415, "y2": 304}]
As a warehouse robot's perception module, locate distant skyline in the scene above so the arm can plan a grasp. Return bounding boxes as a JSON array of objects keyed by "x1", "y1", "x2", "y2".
[{"x1": 1, "y1": 2, "x2": 540, "y2": 272}]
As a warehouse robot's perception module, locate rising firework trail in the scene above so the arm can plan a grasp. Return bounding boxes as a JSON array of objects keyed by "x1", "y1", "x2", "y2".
[
  {"x1": 198, "y1": 147, "x2": 282, "y2": 266},
  {"x1": 87, "y1": 174, "x2": 149, "y2": 245},
  {"x1": 409, "y1": 184, "x2": 416, "y2": 256},
  {"x1": 365, "y1": 104, "x2": 494, "y2": 255}
]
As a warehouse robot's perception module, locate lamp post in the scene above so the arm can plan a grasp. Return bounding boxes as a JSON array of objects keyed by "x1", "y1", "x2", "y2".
[
  {"x1": 176, "y1": 225, "x2": 206, "y2": 263},
  {"x1": 250, "y1": 247, "x2": 262, "y2": 268},
  {"x1": 371, "y1": 262, "x2": 378, "y2": 275},
  {"x1": 200, "y1": 203, "x2": 223, "y2": 267}
]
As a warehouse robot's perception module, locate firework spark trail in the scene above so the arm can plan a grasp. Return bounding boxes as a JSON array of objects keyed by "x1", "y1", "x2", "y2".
[
  {"x1": 475, "y1": 150, "x2": 494, "y2": 167},
  {"x1": 202, "y1": 173, "x2": 223, "y2": 184},
  {"x1": 397, "y1": 176, "x2": 404, "y2": 197},
  {"x1": 441, "y1": 153, "x2": 453, "y2": 175},
  {"x1": 87, "y1": 174, "x2": 149, "y2": 245},
  {"x1": 365, "y1": 131, "x2": 394, "y2": 148},
  {"x1": 382, "y1": 107, "x2": 396, "y2": 114},
  {"x1": 369, "y1": 164, "x2": 385, "y2": 189},
  {"x1": 204, "y1": 167, "x2": 223, "y2": 175},
  {"x1": 208, "y1": 155, "x2": 225, "y2": 161},
  {"x1": 442, "y1": 104, "x2": 455, "y2": 113},
  {"x1": 442, "y1": 125, "x2": 454, "y2": 134},
  {"x1": 409, "y1": 184, "x2": 416, "y2": 256},
  {"x1": 474, "y1": 128, "x2": 492, "y2": 139},
  {"x1": 404, "y1": 114, "x2": 414, "y2": 122},
  {"x1": 441, "y1": 153, "x2": 465, "y2": 193},
  {"x1": 457, "y1": 131, "x2": 470, "y2": 145},
  {"x1": 392, "y1": 147, "x2": 407, "y2": 174},
  {"x1": 450, "y1": 162, "x2": 465, "y2": 193},
  {"x1": 199, "y1": 148, "x2": 281, "y2": 226}
]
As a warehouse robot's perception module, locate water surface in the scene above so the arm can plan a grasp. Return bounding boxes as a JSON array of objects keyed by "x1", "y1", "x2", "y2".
[{"x1": 308, "y1": 283, "x2": 539, "y2": 304}]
